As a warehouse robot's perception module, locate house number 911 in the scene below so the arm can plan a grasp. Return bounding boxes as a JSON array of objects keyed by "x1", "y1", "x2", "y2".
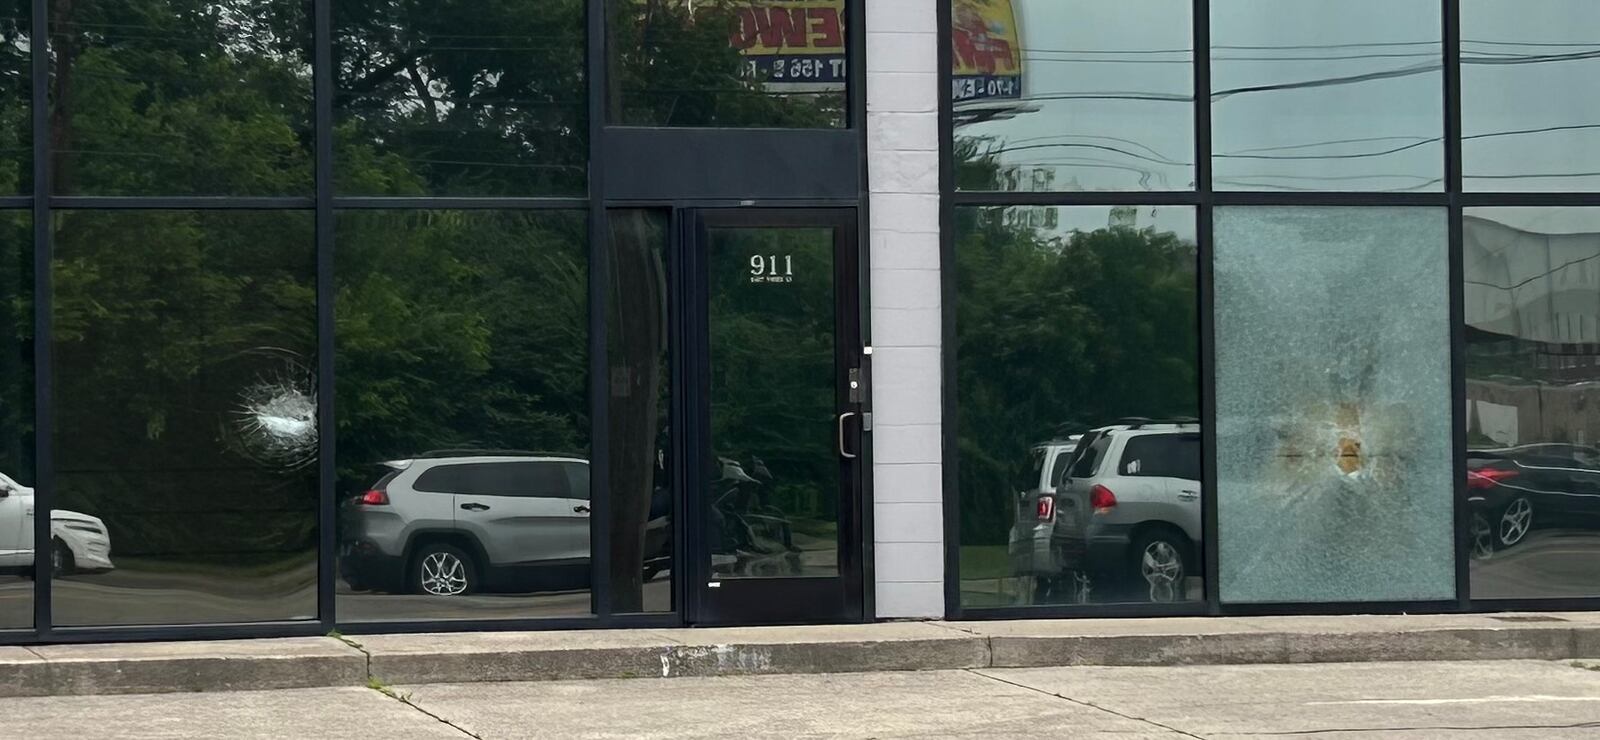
[{"x1": 749, "y1": 254, "x2": 794, "y2": 284}]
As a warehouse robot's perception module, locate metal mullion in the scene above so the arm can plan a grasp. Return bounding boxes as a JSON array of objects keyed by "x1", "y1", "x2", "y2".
[
  {"x1": 587, "y1": 0, "x2": 611, "y2": 620},
  {"x1": 31, "y1": 0, "x2": 51, "y2": 639},
  {"x1": 949, "y1": 191, "x2": 1202, "y2": 207},
  {"x1": 333, "y1": 197, "x2": 589, "y2": 211},
  {"x1": 1195, "y1": 0, "x2": 1221, "y2": 615},
  {"x1": 48, "y1": 197, "x2": 315, "y2": 210},
  {"x1": 942, "y1": 601, "x2": 1208, "y2": 622},
  {"x1": 1210, "y1": 191, "x2": 1451, "y2": 207},
  {"x1": 851, "y1": 0, "x2": 874, "y2": 622},
  {"x1": 1193, "y1": 0, "x2": 1211, "y2": 199},
  {"x1": 0, "y1": 198, "x2": 28, "y2": 209},
  {"x1": 936, "y1": 0, "x2": 961, "y2": 620},
  {"x1": 1198, "y1": 205, "x2": 1219, "y2": 614},
  {"x1": 1459, "y1": 192, "x2": 1600, "y2": 208},
  {"x1": 313, "y1": 0, "x2": 336, "y2": 630},
  {"x1": 335, "y1": 613, "x2": 678, "y2": 637},
  {"x1": 1443, "y1": 0, "x2": 1462, "y2": 197},
  {"x1": 1449, "y1": 200, "x2": 1467, "y2": 609},
  {"x1": 1444, "y1": 0, "x2": 1470, "y2": 610}
]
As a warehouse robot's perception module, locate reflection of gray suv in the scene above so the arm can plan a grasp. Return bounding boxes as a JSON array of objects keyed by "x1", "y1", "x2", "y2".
[
  {"x1": 340, "y1": 454, "x2": 592, "y2": 596},
  {"x1": 1011, "y1": 422, "x2": 1201, "y2": 603}
]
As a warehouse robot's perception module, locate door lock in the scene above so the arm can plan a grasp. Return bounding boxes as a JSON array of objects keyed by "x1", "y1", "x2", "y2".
[{"x1": 848, "y1": 367, "x2": 863, "y2": 404}]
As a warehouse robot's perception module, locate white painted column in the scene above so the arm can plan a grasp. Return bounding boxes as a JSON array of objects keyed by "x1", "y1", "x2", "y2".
[{"x1": 865, "y1": 0, "x2": 944, "y2": 619}]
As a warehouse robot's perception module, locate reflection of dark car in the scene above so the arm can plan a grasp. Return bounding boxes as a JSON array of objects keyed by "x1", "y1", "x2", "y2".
[
  {"x1": 1466, "y1": 443, "x2": 1600, "y2": 558},
  {"x1": 340, "y1": 453, "x2": 595, "y2": 596},
  {"x1": 1011, "y1": 421, "x2": 1201, "y2": 603}
]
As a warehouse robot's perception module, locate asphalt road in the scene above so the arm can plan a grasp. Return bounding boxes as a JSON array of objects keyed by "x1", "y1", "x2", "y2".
[{"x1": 8, "y1": 659, "x2": 1600, "y2": 738}]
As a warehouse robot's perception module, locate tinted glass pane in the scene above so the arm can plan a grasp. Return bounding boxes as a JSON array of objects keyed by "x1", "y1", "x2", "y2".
[
  {"x1": 707, "y1": 226, "x2": 839, "y2": 578},
  {"x1": 1210, "y1": 0, "x2": 1443, "y2": 192},
  {"x1": 413, "y1": 461, "x2": 578, "y2": 499},
  {"x1": 335, "y1": 0, "x2": 586, "y2": 196},
  {"x1": 605, "y1": 210, "x2": 672, "y2": 613},
  {"x1": 955, "y1": 205, "x2": 1202, "y2": 608},
  {"x1": 1214, "y1": 207, "x2": 1453, "y2": 603},
  {"x1": 52, "y1": 211, "x2": 317, "y2": 626},
  {"x1": 1466, "y1": 208, "x2": 1600, "y2": 598},
  {"x1": 335, "y1": 210, "x2": 591, "y2": 621},
  {"x1": 952, "y1": 0, "x2": 1194, "y2": 192},
  {"x1": 1462, "y1": 2, "x2": 1600, "y2": 192},
  {"x1": 2, "y1": 1, "x2": 27, "y2": 194},
  {"x1": 0, "y1": 212, "x2": 30, "y2": 629},
  {"x1": 50, "y1": 1, "x2": 312, "y2": 196},
  {"x1": 609, "y1": 0, "x2": 847, "y2": 127}
]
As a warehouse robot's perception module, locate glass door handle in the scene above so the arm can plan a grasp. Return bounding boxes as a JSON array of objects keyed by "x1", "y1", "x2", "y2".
[{"x1": 838, "y1": 411, "x2": 858, "y2": 459}]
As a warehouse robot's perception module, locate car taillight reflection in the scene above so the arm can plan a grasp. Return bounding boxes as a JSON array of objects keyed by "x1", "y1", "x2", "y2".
[
  {"x1": 1036, "y1": 496, "x2": 1055, "y2": 521},
  {"x1": 1090, "y1": 484, "x2": 1117, "y2": 512},
  {"x1": 1467, "y1": 467, "x2": 1519, "y2": 490},
  {"x1": 358, "y1": 489, "x2": 390, "y2": 506}
]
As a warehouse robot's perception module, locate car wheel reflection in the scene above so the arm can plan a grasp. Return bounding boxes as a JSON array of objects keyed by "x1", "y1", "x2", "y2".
[
  {"x1": 414, "y1": 545, "x2": 475, "y2": 596},
  {"x1": 1497, "y1": 497, "x2": 1533, "y2": 549},
  {"x1": 51, "y1": 539, "x2": 71, "y2": 577},
  {"x1": 1470, "y1": 512, "x2": 1495, "y2": 560},
  {"x1": 1138, "y1": 538, "x2": 1185, "y2": 603}
]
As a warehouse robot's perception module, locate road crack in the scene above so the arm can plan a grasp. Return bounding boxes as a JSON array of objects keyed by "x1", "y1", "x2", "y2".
[
  {"x1": 966, "y1": 668, "x2": 1205, "y2": 738},
  {"x1": 366, "y1": 678, "x2": 484, "y2": 739}
]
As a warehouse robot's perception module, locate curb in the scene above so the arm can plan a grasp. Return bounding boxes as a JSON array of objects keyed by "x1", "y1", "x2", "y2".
[{"x1": 3, "y1": 615, "x2": 1599, "y2": 697}]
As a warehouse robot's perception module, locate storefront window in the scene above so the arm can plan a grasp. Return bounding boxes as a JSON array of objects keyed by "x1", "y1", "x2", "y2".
[
  {"x1": 1462, "y1": 1, "x2": 1600, "y2": 192},
  {"x1": 51, "y1": 210, "x2": 318, "y2": 626},
  {"x1": 605, "y1": 210, "x2": 673, "y2": 614},
  {"x1": 955, "y1": 205, "x2": 1201, "y2": 608},
  {"x1": 1210, "y1": 0, "x2": 1443, "y2": 192},
  {"x1": 49, "y1": 0, "x2": 313, "y2": 196},
  {"x1": 1, "y1": 0, "x2": 28, "y2": 195},
  {"x1": 608, "y1": 0, "x2": 847, "y2": 128},
  {"x1": 333, "y1": 210, "x2": 592, "y2": 622},
  {"x1": 0, "y1": 211, "x2": 30, "y2": 629},
  {"x1": 1213, "y1": 206, "x2": 1454, "y2": 603},
  {"x1": 335, "y1": 0, "x2": 587, "y2": 197},
  {"x1": 1465, "y1": 208, "x2": 1600, "y2": 598},
  {"x1": 953, "y1": 0, "x2": 1194, "y2": 192}
]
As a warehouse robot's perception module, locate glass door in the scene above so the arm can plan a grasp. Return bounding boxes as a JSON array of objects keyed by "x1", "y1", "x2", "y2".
[{"x1": 688, "y1": 209, "x2": 863, "y2": 625}]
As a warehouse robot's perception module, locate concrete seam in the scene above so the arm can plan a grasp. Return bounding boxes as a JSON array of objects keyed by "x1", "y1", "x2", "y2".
[
  {"x1": 368, "y1": 683, "x2": 483, "y2": 739},
  {"x1": 966, "y1": 668, "x2": 1205, "y2": 739},
  {"x1": 327, "y1": 632, "x2": 373, "y2": 684},
  {"x1": 642, "y1": 629, "x2": 691, "y2": 645},
  {"x1": 21, "y1": 645, "x2": 48, "y2": 662}
]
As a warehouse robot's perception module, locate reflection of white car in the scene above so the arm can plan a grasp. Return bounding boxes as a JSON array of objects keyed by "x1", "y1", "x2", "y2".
[{"x1": 0, "y1": 473, "x2": 115, "y2": 577}]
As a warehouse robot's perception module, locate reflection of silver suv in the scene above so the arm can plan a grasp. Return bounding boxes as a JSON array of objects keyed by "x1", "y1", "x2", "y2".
[
  {"x1": 340, "y1": 454, "x2": 592, "y2": 596},
  {"x1": 1012, "y1": 422, "x2": 1201, "y2": 603}
]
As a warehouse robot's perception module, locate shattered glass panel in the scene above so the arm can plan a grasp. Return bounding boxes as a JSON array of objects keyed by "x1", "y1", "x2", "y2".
[{"x1": 1214, "y1": 206, "x2": 1455, "y2": 603}]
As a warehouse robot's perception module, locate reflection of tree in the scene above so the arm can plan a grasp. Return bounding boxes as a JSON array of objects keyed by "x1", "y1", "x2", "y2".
[
  {"x1": 955, "y1": 154, "x2": 1198, "y2": 545},
  {"x1": 606, "y1": 212, "x2": 667, "y2": 612},
  {"x1": 610, "y1": 0, "x2": 842, "y2": 127},
  {"x1": 335, "y1": 0, "x2": 586, "y2": 195},
  {"x1": 2, "y1": 0, "x2": 26, "y2": 193},
  {"x1": 0, "y1": 213, "x2": 29, "y2": 487}
]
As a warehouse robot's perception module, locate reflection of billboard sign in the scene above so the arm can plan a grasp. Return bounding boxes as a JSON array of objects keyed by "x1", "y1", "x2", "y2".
[
  {"x1": 730, "y1": 0, "x2": 846, "y2": 92},
  {"x1": 951, "y1": 0, "x2": 1022, "y2": 103}
]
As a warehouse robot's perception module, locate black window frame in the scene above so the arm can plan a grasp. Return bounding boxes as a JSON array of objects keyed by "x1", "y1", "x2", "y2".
[
  {"x1": 0, "y1": 0, "x2": 870, "y2": 645},
  {"x1": 940, "y1": 0, "x2": 1599, "y2": 621}
]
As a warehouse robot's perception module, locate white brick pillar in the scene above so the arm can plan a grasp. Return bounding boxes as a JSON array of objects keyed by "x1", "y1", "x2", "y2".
[{"x1": 866, "y1": 0, "x2": 944, "y2": 619}]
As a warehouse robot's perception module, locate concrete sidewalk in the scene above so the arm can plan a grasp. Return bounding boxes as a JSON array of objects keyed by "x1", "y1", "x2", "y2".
[{"x1": 3, "y1": 612, "x2": 1600, "y2": 698}]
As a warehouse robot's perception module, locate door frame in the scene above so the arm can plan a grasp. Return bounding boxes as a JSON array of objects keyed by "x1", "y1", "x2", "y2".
[{"x1": 678, "y1": 207, "x2": 866, "y2": 626}]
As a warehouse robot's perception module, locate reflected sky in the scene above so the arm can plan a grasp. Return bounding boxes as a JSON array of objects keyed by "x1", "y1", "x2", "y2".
[
  {"x1": 1463, "y1": 0, "x2": 1600, "y2": 191},
  {"x1": 954, "y1": 1, "x2": 1600, "y2": 193}
]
